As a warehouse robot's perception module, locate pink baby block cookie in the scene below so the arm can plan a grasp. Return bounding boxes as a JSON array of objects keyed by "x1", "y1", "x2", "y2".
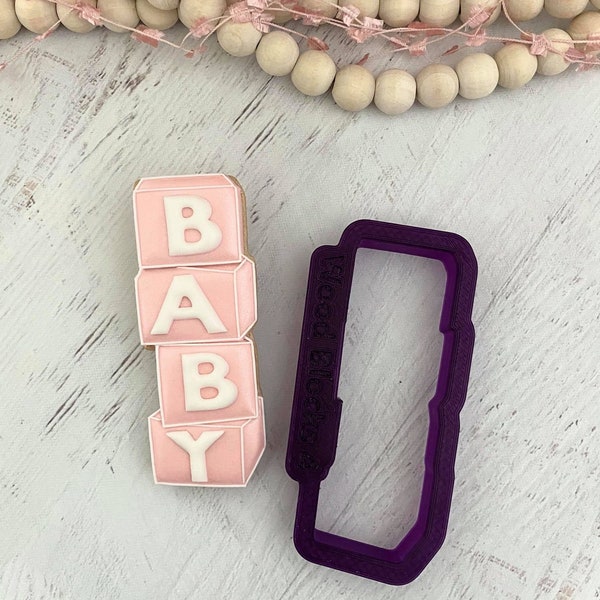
[
  {"x1": 133, "y1": 174, "x2": 246, "y2": 268},
  {"x1": 134, "y1": 174, "x2": 264, "y2": 488},
  {"x1": 157, "y1": 339, "x2": 259, "y2": 427},
  {"x1": 135, "y1": 259, "x2": 257, "y2": 345},
  {"x1": 149, "y1": 397, "x2": 265, "y2": 486}
]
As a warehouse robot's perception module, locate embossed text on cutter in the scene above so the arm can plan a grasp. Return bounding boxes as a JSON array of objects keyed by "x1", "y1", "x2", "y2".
[{"x1": 285, "y1": 219, "x2": 478, "y2": 585}]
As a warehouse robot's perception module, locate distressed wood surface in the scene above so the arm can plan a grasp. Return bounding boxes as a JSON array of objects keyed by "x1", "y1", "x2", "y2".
[{"x1": 0, "y1": 22, "x2": 599, "y2": 600}]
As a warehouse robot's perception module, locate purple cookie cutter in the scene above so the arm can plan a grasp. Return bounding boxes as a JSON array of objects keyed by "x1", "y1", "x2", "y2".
[{"x1": 285, "y1": 220, "x2": 477, "y2": 585}]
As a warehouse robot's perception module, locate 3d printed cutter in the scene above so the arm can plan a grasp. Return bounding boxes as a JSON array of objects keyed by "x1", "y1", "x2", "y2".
[{"x1": 285, "y1": 220, "x2": 477, "y2": 585}]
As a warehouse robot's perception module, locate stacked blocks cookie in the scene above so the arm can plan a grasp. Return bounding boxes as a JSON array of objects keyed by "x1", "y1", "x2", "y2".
[{"x1": 133, "y1": 174, "x2": 265, "y2": 486}]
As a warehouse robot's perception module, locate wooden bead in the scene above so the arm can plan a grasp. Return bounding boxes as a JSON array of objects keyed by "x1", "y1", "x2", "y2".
[
  {"x1": 378, "y1": 0, "x2": 419, "y2": 27},
  {"x1": 147, "y1": 0, "x2": 179, "y2": 9},
  {"x1": 340, "y1": 0, "x2": 379, "y2": 18},
  {"x1": 544, "y1": 0, "x2": 587, "y2": 20},
  {"x1": 568, "y1": 12, "x2": 600, "y2": 56},
  {"x1": 456, "y1": 53, "x2": 499, "y2": 99},
  {"x1": 267, "y1": 7, "x2": 293, "y2": 24},
  {"x1": 179, "y1": 0, "x2": 226, "y2": 28},
  {"x1": 419, "y1": 0, "x2": 460, "y2": 27},
  {"x1": 504, "y1": 0, "x2": 543, "y2": 22},
  {"x1": 97, "y1": 0, "x2": 139, "y2": 32},
  {"x1": 291, "y1": 50, "x2": 337, "y2": 96},
  {"x1": 537, "y1": 28, "x2": 572, "y2": 76},
  {"x1": 137, "y1": 0, "x2": 178, "y2": 29},
  {"x1": 57, "y1": 0, "x2": 97, "y2": 33},
  {"x1": 15, "y1": 0, "x2": 58, "y2": 34},
  {"x1": 332, "y1": 65, "x2": 375, "y2": 111},
  {"x1": 255, "y1": 31, "x2": 299, "y2": 76},
  {"x1": 298, "y1": 0, "x2": 338, "y2": 19},
  {"x1": 374, "y1": 69, "x2": 416, "y2": 115},
  {"x1": 217, "y1": 21, "x2": 262, "y2": 57},
  {"x1": 495, "y1": 43, "x2": 537, "y2": 89},
  {"x1": 416, "y1": 64, "x2": 459, "y2": 109},
  {"x1": 459, "y1": 0, "x2": 500, "y2": 25},
  {"x1": 0, "y1": 0, "x2": 21, "y2": 39}
]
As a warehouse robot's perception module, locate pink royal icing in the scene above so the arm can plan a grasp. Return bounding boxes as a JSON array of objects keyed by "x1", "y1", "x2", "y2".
[
  {"x1": 133, "y1": 174, "x2": 245, "y2": 268},
  {"x1": 157, "y1": 338, "x2": 259, "y2": 427},
  {"x1": 148, "y1": 397, "x2": 265, "y2": 486},
  {"x1": 135, "y1": 258, "x2": 257, "y2": 345},
  {"x1": 133, "y1": 174, "x2": 265, "y2": 488}
]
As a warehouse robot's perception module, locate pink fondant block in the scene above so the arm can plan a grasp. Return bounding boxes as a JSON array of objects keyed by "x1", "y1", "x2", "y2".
[
  {"x1": 135, "y1": 257, "x2": 257, "y2": 345},
  {"x1": 157, "y1": 338, "x2": 259, "y2": 427},
  {"x1": 148, "y1": 397, "x2": 265, "y2": 487},
  {"x1": 133, "y1": 174, "x2": 245, "y2": 268}
]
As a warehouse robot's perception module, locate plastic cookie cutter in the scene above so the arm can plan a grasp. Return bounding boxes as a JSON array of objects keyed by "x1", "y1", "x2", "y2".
[{"x1": 285, "y1": 219, "x2": 478, "y2": 585}]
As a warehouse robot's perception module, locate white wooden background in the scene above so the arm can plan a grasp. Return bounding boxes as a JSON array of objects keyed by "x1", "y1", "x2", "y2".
[{"x1": 0, "y1": 20, "x2": 599, "y2": 600}]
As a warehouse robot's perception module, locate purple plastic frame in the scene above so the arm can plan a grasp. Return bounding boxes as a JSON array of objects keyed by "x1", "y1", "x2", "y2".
[{"x1": 285, "y1": 220, "x2": 477, "y2": 585}]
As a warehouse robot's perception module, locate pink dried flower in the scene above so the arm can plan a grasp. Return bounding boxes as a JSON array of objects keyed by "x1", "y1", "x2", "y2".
[
  {"x1": 228, "y1": 2, "x2": 253, "y2": 23},
  {"x1": 307, "y1": 36, "x2": 329, "y2": 50},
  {"x1": 465, "y1": 4, "x2": 496, "y2": 28},
  {"x1": 336, "y1": 4, "x2": 360, "y2": 25},
  {"x1": 131, "y1": 26, "x2": 165, "y2": 47},
  {"x1": 466, "y1": 30, "x2": 487, "y2": 46},
  {"x1": 74, "y1": 3, "x2": 103, "y2": 26},
  {"x1": 189, "y1": 18, "x2": 214, "y2": 37},
  {"x1": 408, "y1": 39, "x2": 427, "y2": 56},
  {"x1": 251, "y1": 13, "x2": 273, "y2": 32}
]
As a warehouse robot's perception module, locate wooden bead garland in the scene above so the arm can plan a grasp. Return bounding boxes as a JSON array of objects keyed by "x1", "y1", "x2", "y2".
[
  {"x1": 419, "y1": 0, "x2": 459, "y2": 27},
  {"x1": 0, "y1": 0, "x2": 21, "y2": 39},
  {"x1": 291, "y1": 49, "x2": 337, "y2": 96},
  {"x1": 456, "y1": 53, "x2": 498, "y2": 99},
  {"x1": 416, "y1": 64, "x2": 459, "y2": 109},
  {"x1": 459, "y1": 0, "x2": 500, "y2": 24},
  {"x1": 179, "y1": 0, "x2": 226, "y2": 28},
  {"x1": 299, "y1": 0, "x2": 338, "y2": 19},
  {"x1": 536, "y1": 28, "x2": 572, "y2": 76},
  {"x1": 340, "y1": 0, "x2": 379, "y2": 19},
  {"x1": 374, "y1": 69, "x2": 416, "y2": 114},
  {"x1": 255, "y1": 31, "x2": 299, "y2": 76},
  {"x1": 568, "y1": 11, "x2": 600, "y2": 55},
  {"x1": 58, "y1": 0, "x2": 97, "y2": 33},
  {"x1": 544, "y1": 0, "x2": 588, "y2": 20},
  {"x1": 504, "y1": 0, "x2": 543, "y2": 22},
  {"x1": 378, "y1": 0, "x2": 419, "y2": 27},
  {"x1": 137, "y1": 0, "x2": 178, "y2": 30},
  {"x1": 97, "y1": 0, "x2": 139, "y2": 33},
  {"x1": 147, "y1": 0, "x2": 180, "y2": 9},
  {"x1": 332, "y1": 64, "x2": 375, "y2": 111},
  {"x1": 15, "y1": 0, "x2": 57, "y2": 34},
  {"x1": 495, "y1": 42, "x2": 538, "y2": 89},
  {"x1": 1, "y1": 0, "x2": 600, "y2": 115},
  {"x1": 217, "y1": 20, "x2": 262, "y2": 56}
]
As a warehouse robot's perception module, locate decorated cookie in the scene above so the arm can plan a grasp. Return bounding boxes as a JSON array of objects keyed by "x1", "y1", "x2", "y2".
[
  {"x1": 157, "y1": 338, "x2": 259, "y2": 427},
  {"x1": 135, "y1": 259, "x2": 257, "y2": 345},
  {"x1": 133, "y1": 174, "x2": 265, "y2": 488},
  {"x1": 133, "y1": 174, "x2": 246, "y2": 268},
  {"x1": 148, "y1": 397, "x2": 265, "y2": 486}
]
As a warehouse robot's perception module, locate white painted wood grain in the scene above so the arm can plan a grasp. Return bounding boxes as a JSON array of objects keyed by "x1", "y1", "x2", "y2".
[{"x1": 0, "y1": 21, "x2": 599, "y2": 600}]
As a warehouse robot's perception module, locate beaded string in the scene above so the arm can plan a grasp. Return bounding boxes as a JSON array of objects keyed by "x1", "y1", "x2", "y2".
[{"x1": 1, "y1": 0, "x2": 599, "y2": 113}]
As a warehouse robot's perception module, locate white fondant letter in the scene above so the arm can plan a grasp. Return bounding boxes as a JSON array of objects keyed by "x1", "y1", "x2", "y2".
[
  {"x1": 164, "y1": 195, "x2": 222, "y2": 256},
  {"x1": 167, "y1": 430, "x2": 224, "y2": 483},
  {"x1": 151, "y1": 275, "x2": 227, "y2": 335},
  {"x1": 182, "y1": 353, "x2": 238, "y2": 412}
]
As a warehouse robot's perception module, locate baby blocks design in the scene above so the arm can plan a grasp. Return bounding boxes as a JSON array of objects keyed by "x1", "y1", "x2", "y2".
[
  {"x1": 133, "y1": 174, "x2": 264, "y2": 488},
  {"x1": 149, "y1": 397, "x2": 265, "y2": 486},
  {"x1": 157, "y1": 338, "x2": 259, "y2": 427},
  {"x1": 133, "y1": 174, "x2": 246, "y2": 268},
  {"x1": 135, "y1": 258, "x2": 257, "y2": 345}
]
